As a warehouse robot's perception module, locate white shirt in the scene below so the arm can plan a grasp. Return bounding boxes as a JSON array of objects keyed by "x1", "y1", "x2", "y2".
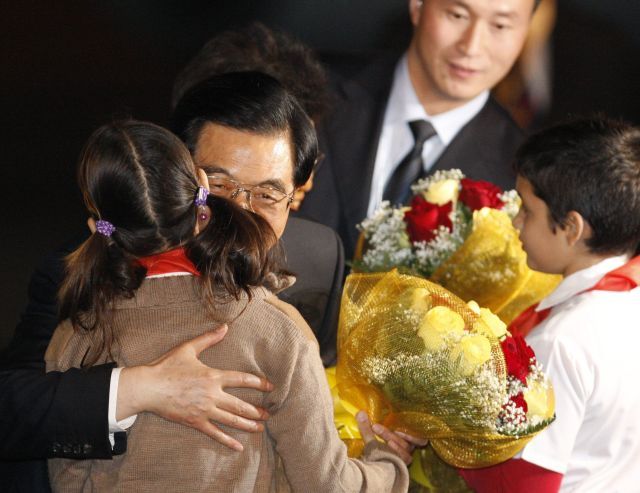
[
  {"x1": 367, "y1": 55, "x2": 489, "y2": 216},
  {"x1": 520, "y1": 255, "x2": 640, "y2": 492},
  {"x1": 108, "y1": 368, "x2": 136, "y2": 446}
]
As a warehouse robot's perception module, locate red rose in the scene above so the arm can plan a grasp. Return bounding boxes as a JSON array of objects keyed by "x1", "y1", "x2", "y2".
[
  {"x1": 511, "y1": 392, "x2": 528, "y2": 413},
  {"x1": 404, "y1": 195, "x2": 453, "y2": 243},
  {"x1": 500, "y1": 335, "x2": 535, "y2": 384},
  {"x1": 459, "y1": 178, "x2": 504, "y2": 211}
]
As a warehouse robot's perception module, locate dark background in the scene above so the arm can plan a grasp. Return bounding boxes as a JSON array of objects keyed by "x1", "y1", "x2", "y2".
[{"x1": 2, "y1": 0, "x2": 639, "y2": 350}]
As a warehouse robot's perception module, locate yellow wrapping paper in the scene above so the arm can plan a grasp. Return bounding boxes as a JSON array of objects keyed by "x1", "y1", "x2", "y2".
[
  {"x1": 334, "y1": 270, "x2": 554, "y2": 469},
  {"x1": 354, "y1": 208, "x2": 560, "y2": 325},
  {"x1": 429, "y1": 208, "x2": 560, "y2": 324},
  {"x1": 326, "y1": 367, "x2": 365, "y2": 457}
]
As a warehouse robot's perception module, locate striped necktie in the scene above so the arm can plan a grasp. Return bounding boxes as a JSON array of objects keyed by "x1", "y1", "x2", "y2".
[{"x1": 382, "y1": 119, "x2": 437, "y2": 205}]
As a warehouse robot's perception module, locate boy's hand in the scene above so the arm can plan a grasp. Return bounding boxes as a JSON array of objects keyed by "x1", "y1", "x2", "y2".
[{"x1": 356, "y1": 410, "x2": 428, "y2": 464}]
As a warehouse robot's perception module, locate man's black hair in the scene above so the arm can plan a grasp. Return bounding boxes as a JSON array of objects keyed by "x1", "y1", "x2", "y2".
[
  {"x1": 171, "y1": 22, "x2": 329, "y2": 123},
  {"x1": 170, "y1": 71, "x2": 318, "y2": 188}
]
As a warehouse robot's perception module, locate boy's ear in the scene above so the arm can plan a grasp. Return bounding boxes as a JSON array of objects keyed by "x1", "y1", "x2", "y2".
[{"x1": 564, "y1": 211, "x2": 591, "y2": 247}]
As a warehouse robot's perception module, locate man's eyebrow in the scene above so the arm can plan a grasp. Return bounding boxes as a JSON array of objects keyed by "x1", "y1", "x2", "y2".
[
  {"x1": 494, "y1": 10, "x2": 518, "y2": 20},
  {"x1": 199, "y1": 165, "x2": 289, "y2": 192},
  {"x1": 451, "y1": 0, "x2": 520, "y2": 20},
  {"x1": 199, "y1": 165, "x2": 231, "y2": 176},
  {"x1": 258, "y1": 179, "x2": 288, "y2": 192}
]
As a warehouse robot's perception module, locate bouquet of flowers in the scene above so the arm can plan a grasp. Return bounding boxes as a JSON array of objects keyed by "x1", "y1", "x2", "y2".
[
  {"x1": 333, "y1": 270, "x2": 555, "y2": 469},
  {"x1": 353, "y1": 170, "x2": 559, "y2": 324}
]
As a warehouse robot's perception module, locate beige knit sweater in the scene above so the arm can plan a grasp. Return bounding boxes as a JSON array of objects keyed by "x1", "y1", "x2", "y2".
[{"x1": 46, "y1": 275, "x2": 409, "y2": 492}]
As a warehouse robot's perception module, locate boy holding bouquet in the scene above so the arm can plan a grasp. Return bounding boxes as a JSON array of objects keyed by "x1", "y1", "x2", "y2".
[{"x1": 460, "y1": 116, "x2": 640, "y2": 492}]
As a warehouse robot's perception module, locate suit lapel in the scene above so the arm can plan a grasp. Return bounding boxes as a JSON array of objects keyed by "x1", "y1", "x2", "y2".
[
  {"x1": 427, "y1": 97, "x2": 520, "y2": 190},
  {"x1": 429, "y1": 99, "x2": 493, "y2": 175},
  {"x1": 325, "y1": 57, "x2": 397, "y2": 248}
]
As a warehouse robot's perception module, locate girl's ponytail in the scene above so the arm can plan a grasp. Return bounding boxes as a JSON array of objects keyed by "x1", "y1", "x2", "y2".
[
  {"x1": 186, "y1": 193, "x2": 282, "y2": 301},
  {"x1": 58, "y1": 227, "x2": 146, "y2": 365}
]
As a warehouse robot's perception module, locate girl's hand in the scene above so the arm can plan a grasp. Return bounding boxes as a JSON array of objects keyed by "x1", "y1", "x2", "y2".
[{"x1": 356, "y1": 410, "x2": 428, "y2": 464}]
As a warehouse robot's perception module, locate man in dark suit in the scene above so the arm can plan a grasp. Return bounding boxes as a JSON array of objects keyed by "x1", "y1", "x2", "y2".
[
  {"x1": 300, "y1": 0, "x2": 540, "y2": 259},
  {"x1": 169, "y1": 23, "x2": 343, "y2": 366},
  {"x1": 1, "y1": 76, "x2": 342, "y2": 493}
]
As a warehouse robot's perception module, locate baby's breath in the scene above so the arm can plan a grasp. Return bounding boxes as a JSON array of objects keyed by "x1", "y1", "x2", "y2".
[
  {"x1": 358, "y1": 202, "x2": 414, "y2": 271},
  {"x1": 356, "y1": 171, "x2": 522, "y2": 280},
  {"x1": 500, "y1": 190, "x2": 520, "y2": 219},
  {"x1": 411, "y1": 169, "x2": 465, "y2": 194}
]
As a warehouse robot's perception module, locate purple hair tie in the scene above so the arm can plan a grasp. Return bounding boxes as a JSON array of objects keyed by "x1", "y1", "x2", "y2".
[
  {"x1": 195, "y1": 186, "x2": 209, "y2": 206},
  {"x1": 95, "y1": 219, "x2": 116, "y2": 237}
]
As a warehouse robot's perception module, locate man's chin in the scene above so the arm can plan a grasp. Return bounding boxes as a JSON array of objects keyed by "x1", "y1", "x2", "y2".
[{"x1": 441, "y1": 83, "x2": 487, "y2": 104}]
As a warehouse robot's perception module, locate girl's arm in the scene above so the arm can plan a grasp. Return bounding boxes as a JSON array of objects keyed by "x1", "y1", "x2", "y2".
[{"x1": 262, "y1": 298, "x2": 410, "y2": 492}]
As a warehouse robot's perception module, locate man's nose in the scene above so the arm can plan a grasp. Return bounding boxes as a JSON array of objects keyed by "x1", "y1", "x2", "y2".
[
  {"x1": 230, "y1": 188, "x2": 254, "y2": 211},
  {"x1": 457, "y1": 20, "x2": 485, "y2": 57}
]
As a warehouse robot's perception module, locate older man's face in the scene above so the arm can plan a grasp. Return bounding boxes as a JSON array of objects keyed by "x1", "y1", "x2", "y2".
[{"x1": 194, "y1": 122, "x2": 295, "y2": 238}]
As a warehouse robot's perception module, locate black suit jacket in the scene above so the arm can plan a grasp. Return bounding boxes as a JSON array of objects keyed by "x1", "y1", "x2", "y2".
[
  {"x1": 299, "y1": 55, "x2": 524, "y2": 260},
  {"x1": 0, "y1": 238, "x2": 117, "y2": 493},
  {"x1": 279, "y1": 217, "x2": 343, "y2": 367},
  {"x1": 0, "y1": 217, "x2": 342, "y2": 492}
]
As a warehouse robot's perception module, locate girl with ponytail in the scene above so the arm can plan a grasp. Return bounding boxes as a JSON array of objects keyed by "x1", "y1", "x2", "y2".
[
  {"x1": 47, "y1": 120, "x2": 413, "y2": 492},
  {"x1": 57, "y1": 120, "x2": 278, "y2": 367}
]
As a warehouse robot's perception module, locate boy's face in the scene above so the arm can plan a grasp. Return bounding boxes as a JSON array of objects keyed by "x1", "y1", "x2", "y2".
[{"x1": 513, "y1": 176, "x2": 570, "y2": 275}]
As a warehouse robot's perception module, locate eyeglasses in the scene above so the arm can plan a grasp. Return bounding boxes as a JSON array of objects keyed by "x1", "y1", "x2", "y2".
[{"x1": 206, "y1": 174, "x2": 295, "y2": 213}]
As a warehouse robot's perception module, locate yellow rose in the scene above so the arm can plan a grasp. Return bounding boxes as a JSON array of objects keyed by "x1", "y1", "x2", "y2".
[
  {"x1": 479, "y1": 308, "x2": 508, "y2": 340},
  {"x1": 449, "y1": 334, "x2": 492, "y2": 376},
  {"x1": 418, "y1": 306, "x2": 465, "y2": 351},
  {"x1": 398, "y1": 287, "x2": 432, "y2": 313},
  {"x1": 524, "y1": 379, "x2": 555, "y2": 421},
  {"x1": 423, "y1": 179, "x2": 459, "y2": 206}
]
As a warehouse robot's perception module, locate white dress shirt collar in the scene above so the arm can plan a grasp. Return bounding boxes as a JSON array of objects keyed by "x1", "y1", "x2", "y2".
[
  {"x1": 384, "y1": 55, "x2": 489, "y2": 145},
  {"x1": 537, "y1": 254, "x2": 630, "y2": 311},
  {"x1": 367, "y1": 55, "x2": 490, "y2": 216}
]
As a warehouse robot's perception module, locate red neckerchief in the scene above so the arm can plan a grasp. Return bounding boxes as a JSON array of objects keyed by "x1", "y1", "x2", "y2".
[
  {"x1": 137, "y1": 247, "x2": 200, "y2": 277},
  {"x1": 509, "y1": 255, "x2": 640, "y2": 338}
]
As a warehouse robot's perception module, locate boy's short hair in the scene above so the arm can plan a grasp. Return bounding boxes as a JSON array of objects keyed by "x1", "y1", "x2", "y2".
[{"x1": 515, "y1": 116, "x2": 640, "y2": 256}]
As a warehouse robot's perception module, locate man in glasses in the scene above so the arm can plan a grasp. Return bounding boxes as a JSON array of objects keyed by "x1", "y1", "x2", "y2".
[
  {"x1": 171, "y1": 21, "x2": 330, "y2": 212},
  {"x1": 206, "y1": 172, "x2": 295, "y2": 235},
  {"x1": 1, "y1": 31, "x2": 343, "y2": 493},
  {"x1": 192, "y1": 122, "x2": 301, "y2": 240},
  {"x1": 171, "y1": 73, "x2": 344, "y2": 349},
  {"x1": 168, "y1": 24, "x2": 343, "y2": 361}
]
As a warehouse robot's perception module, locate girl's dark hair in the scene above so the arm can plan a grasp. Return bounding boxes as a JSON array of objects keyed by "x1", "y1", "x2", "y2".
[
  {"x1": 59, "y1": 120, "x2": 279, "y2": 364},
  {"x1": 515, "y1": 116, "x2": 640, "y2": 256}
]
